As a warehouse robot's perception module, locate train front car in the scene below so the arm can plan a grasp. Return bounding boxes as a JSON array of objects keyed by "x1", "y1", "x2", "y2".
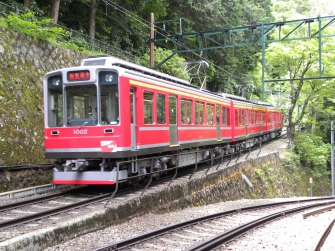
[{"x1": 44, "y1": 56, "x2": 127, "y2": 185}]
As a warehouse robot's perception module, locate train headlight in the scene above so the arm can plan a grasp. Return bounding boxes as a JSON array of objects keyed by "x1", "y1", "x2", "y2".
[
  {"x1": 52, "y1": 78, "x2": 61, "y2": 86},
  {"x1": 105, "y1": 74, "x2": 113, "y2": 82}
]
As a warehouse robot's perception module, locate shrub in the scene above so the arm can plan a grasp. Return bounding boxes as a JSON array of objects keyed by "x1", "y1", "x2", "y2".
[
  {"x1": 2, "y1": 12, "x2": 70, "y2": 42},
  {"x1": 293, "y1": 132, "x2": 330, "y2": 170}
]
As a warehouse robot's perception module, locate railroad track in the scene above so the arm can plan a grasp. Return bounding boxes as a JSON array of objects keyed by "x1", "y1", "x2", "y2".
[
  {"x1": 0, "y1": 137, "x2": 286, "y2": 246},
  {"x1": 0, "y1": 185, "x2": 124, "y2": 243},
  {"x1": 92, "y1": 197, "x2": 335, "y2": 251},
  {"x1": 0, "y1": 172, "x2": 187, "y2": 243}
]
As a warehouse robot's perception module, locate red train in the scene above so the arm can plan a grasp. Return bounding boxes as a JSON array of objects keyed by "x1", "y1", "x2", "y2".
[{"x1": 43, "y1": 55, "x2": 282, "y2": 185}]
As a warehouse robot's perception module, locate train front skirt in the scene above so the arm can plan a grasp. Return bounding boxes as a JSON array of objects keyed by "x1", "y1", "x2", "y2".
[{"x1": 53, "y1": 170, "x2": 128, "y2": 185}]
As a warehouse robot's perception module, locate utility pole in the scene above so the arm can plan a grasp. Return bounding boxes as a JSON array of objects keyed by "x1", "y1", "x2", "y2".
[{"x1": 150, "y1": 13, "x2": 155, "y2": 68}]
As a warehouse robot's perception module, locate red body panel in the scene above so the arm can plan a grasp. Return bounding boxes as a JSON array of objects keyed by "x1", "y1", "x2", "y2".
[{"x1": 45, "y1": 57, "x2": 283, "y2": 185}]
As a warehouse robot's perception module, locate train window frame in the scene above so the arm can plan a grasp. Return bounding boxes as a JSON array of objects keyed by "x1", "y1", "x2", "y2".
[
  {"x1": 156, "y1": 93, "x2": 166, "y2": 125},
  {"x1": 242, "y1": 110, "x2": 247, "y2": 125},
  {"x1": 235, "y1": 109, "x2": 240, "y2": 126},
  {"x1": 195, "y1": 101, "x2": 204, "y2": 125},
  {"x1": 181, "y1": 98, "x2": 192, "y2": 125},
  {"x1": 226, "y1": 107, "x2": 230, "y2": 126},
  {"x1": 143, "y1": 91, "x2": 154, "y2": 124},
  {"x1": 206, "y1": 103, "x2": 214, "y2": 125},
  {"x1": 216, "y1": 105, "x2": 220, "y2": 125},
  {"x1": 221, "y1": 106, "x2": 226, "y2": 125},
  {"x1": 169, "y1": 95, "x2": 177, "y2": 124}
]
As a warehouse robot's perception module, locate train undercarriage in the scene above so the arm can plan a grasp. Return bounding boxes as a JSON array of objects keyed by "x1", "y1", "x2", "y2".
[{"x1": 52, "y1": 130, "x2": 281, "y2": 185}]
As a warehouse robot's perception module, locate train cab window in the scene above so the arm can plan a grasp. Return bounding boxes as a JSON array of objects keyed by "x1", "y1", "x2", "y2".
[
  {"x1": 169, "y1": 95, "x2": 177, "y2": 124},
  {"x1": 47, "y1": 74, "x2": 63, "y2": 127},
  {"x1": 216, "y1": 105, "x2": 220, "y2": 125},
  {"x1": 181, "y1": 98, "x2": 192, "y2": 124},
  {"x1": 99, "y1": 71, "x2": 119, "y2": 125},
  {"x1": 65, "y1": 84, "x2": 97, "y2": 126},
  {"x1": 206, "y1": 104, "x2": 214, "y2": 125},
  {"x1": 156, "y1": 93, "x2": 166, "y2": 124},
  {"x1": 144, "y1": 91, "x2": 154, "y2": 124}
]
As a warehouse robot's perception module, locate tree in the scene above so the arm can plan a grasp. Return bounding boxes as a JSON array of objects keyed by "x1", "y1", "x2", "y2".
[
  {"x1": 268, "y1": 0, "x2": 335, "y2": 143},
  {"x1": 88, "y1": 0, "x2": 97, "y2": 39},
  {"x1": 162, "y1": 0, "x2": 274, "y2": 94},
  {"x1": 50, "y1": 0, "x2": 60, "y2": 24},
  {"x1": 139, "y1": 47, "x2": 190, "y2": 80},
  {"x1": 265, "y1": 36, "x2": 335, "y2": 143}
]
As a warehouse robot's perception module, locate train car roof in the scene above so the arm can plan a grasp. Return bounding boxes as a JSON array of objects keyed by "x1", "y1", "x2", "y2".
[
  {"x1": 82, "y1": 55, "x2": 192, "y2": 87},
  {"x1": 81, "y1": 55, "x2": 280, "y2": 109}
]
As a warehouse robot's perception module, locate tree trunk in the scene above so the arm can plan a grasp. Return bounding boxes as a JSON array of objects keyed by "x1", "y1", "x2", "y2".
[
  {"x1": 24, "y1": 0, "x2": 29, "y2": 7},
  {"x1": 89, "y1": 0, "x2": 98, "y2": 41},
  {"x1": 50, "y1": 0, "x2": 60, "y2": 24},
  {"x1": 311, "y1": 107, "x2": 317, "y2": 135}
]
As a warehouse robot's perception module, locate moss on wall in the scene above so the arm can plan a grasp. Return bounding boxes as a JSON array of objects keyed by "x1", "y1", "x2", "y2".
[
  {"x1": 0, "y1": 168, "x2": 52, "y2": 192},
  {"x1": 0, "y1": 27, "x2": 87, "y2": 166}
]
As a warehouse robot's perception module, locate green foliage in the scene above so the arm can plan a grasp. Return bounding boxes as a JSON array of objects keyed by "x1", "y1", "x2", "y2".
[
  {"x1": 255, "y1": 168, "x2": 265, "y2": 178},
  {"x1": 1, "y1": 12, "x2": 70, "y2": 42},
  {"x1": 282, "y1": 151, "x2": 301, "y2": 171},
  {"x1": 139, "y1": 47, "x2": 190, "y2": 81},
  {"x1": 293, "y1": 133, "x2": 330, "y2": 170}
]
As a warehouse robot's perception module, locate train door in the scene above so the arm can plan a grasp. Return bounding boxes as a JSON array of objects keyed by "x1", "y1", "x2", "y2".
[
  {"x1": 130, "y1": 88, "x2": 137, "y2": 149},
  {"x1": 169, "y1": 95, "x2": 179, "y2": 146}
]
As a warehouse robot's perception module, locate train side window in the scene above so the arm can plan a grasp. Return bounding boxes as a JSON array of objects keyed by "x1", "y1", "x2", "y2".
[
  {"x1": 222, "y1": 106, "x2": 226, "y2": 125},
  {"x1": 262, "y1": 112, "x2": 265, "y2": 124},
  {"x1": 216, "y1": 105, "x2": 220, "y2": 125},
  {"x1": 195, "y1": 101, "x2": 204, "y2": 125},
  {"x1": 181, "y1": 98, "x2": 192, "y2": 124},
  {"x1": 181, "y1": 99, "x2": 186, "y2": 124},
  {"x1": 169, "y1": 95, "x2": 177, "y2": 124},
  {"x1": 144, "y1": 91, "x2": 153, "y2": 124},
  {"x1": 156, "y1": 93, "x2": 166, "y2": 124},
  {"x1": 226, "y1": 108, "x2": 230, "y2": 126},
  {"x1": 206, "y1": 104, "x2": 214, "y2": 125},
  {"x1": 235, "y1": 109, "x2": 239, "y2": 126},
  {"x1": 187, "y1": 100, "x2": 192, "y2": 124},
  {"x1": 242, "y1": 110, "x2": 247, "y2": 125}
]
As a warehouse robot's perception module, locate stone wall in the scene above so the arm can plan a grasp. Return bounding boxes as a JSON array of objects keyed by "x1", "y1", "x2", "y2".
[{"x1": 0, "y1": 26, "x2": 87, "y2": 166}]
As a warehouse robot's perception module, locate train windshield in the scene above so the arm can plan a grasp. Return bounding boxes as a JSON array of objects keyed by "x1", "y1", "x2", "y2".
[
  {"x1": 46, "y1": 71, "x2": 119, "y2": 127},
  {"x1": 66, "y1": 85, "x2": 98, "y2": 126}
]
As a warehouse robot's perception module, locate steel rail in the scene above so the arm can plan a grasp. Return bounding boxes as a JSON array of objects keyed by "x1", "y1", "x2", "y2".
[
  {"x1": 0, "y1": 191, "x2": 112, "y2": 229},
  {"x1": 92, "y1": 197, "x2": 335, "y2": 251},
  {"x1": 314, "y1": 218, "x2": 335, "y2": 251},
  {"x1": 0, "y1": 185, "x2": 86, "y2": 212},
  {"x1": 186, "y1": 202, "x2": 335, "y2": 251},
  {"x1": 302, "y1": 204, "x2": 335, "y2": 219}
]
